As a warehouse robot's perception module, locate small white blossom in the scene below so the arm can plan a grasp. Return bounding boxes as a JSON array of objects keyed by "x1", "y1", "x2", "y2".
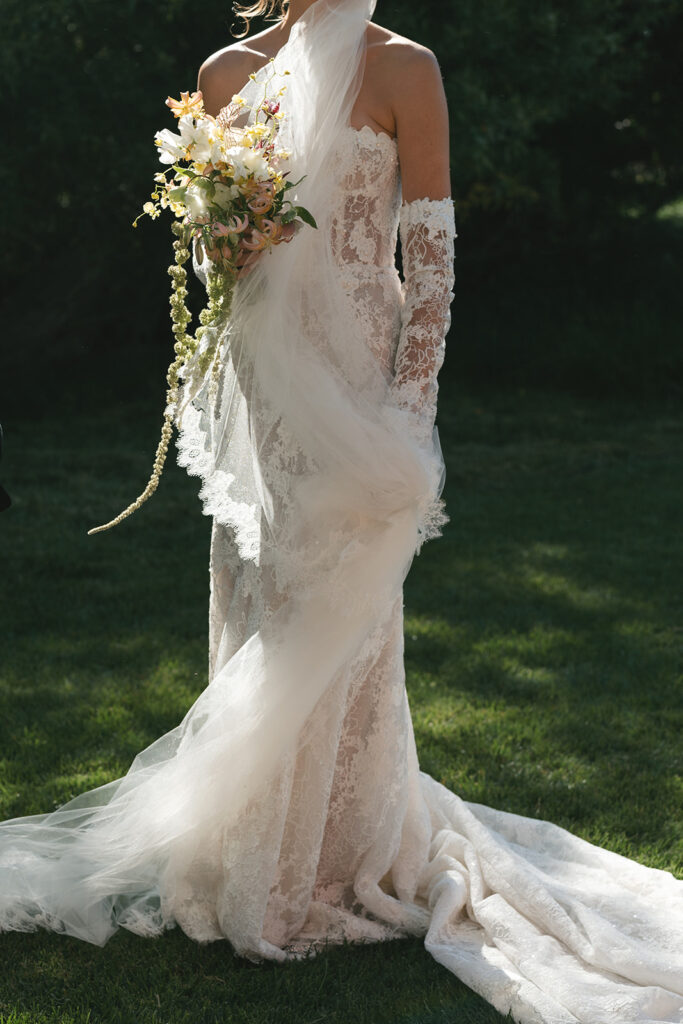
[
  {"x1": 213, "y1": 181, "x2": 240, "y2": 205},
  {"x1": 225, "y1": 145, "x2": 269, "y2": 182}
]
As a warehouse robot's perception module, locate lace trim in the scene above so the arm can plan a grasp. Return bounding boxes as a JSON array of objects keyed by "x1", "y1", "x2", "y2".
[{"x1": 399, "y1": 196, "x2": 456, "y2": 239}]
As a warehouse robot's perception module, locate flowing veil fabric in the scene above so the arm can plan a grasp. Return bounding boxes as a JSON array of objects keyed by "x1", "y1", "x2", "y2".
[{"x1": 2, "y1": 2, "x2": 683, "y2": 1022}]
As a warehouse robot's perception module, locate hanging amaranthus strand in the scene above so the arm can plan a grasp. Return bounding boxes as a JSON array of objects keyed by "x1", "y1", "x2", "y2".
[{"x1": 87, "y1": 227, "x2": 235, "y2": 535}]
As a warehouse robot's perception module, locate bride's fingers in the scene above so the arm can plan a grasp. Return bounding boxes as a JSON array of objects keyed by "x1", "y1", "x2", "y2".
[
  {"x1": 280, "y1": 222, "x2": 298, "y2": 242},
  {"x1": 236, "y1": 250, "x2": 261, "y2": 279}
]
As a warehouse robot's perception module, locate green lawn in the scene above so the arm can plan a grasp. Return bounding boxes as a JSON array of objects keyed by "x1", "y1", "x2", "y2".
[{"x1": 0, "y1": 384, "x2": 681, "y2": 1023}]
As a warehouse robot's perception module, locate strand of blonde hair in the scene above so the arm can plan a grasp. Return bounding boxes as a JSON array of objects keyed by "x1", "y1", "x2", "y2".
[{"x1": 231, "y1": 0, "x2": 289, "y2": 38}]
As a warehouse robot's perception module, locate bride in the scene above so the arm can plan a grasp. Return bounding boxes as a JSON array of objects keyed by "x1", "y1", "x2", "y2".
[{"x1": 1, "y1": 1, "x2": 682, "y2": 1021}]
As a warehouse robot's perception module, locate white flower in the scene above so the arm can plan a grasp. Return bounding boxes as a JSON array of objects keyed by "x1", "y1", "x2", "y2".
[
  {"x1": 212, "y1": 181, "x2": 240, "y2": 206},
  {"x1": 155, "y1": 127, "x2": 186, "y2": 164},
  {"x1": 184, "y1": 181, "x2": 209, "y2": 219},
  {"x1": 155, "y1": 113, "x2": 218, "y2": 165},
  {"x1": 210, "y1": 136, "x2": 227, "y2": 165},
  {"x1": 225, "y1": 145, "x2": 269, "y2": 182}
]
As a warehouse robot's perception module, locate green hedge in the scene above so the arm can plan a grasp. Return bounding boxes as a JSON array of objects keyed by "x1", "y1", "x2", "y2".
[{"x1": 2, "y1": 0, "x2": 682, "y2": 400}]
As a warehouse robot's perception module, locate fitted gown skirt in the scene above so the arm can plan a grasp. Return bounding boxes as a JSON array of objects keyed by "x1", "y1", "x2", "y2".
[{"x1": 195, "y1": 494, "x2": 683, "y2": 1024}]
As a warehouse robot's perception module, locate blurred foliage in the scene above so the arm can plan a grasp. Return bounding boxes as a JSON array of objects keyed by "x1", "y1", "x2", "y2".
[{"x1": 2, "y1": 0, "x2": 682, "y2": 404}]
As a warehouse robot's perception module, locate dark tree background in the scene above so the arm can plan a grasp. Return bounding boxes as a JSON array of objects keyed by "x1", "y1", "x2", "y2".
[{"x1": 2, "y1": 0, "x2": 682, "y2": 415}]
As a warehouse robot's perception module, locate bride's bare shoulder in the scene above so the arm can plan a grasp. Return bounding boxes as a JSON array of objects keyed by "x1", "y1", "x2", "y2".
[
  {"x1": 368, "y1": 22, "x2": 441, "y2": 73},
  {"x1": 197, "y1": 32, "x2": 275, "y2": 117},
  {"x1": 367, "y1": 23, "x2": 445, "y2": 109}
]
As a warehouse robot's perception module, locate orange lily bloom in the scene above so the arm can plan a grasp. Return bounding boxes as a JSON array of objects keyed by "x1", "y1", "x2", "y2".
[
  {"x1": 227, "y1": 214, "x2": 250, "y2": 233},
  {"x1": 240, "y1": 230, "x2": 269, "y2": 253},
  {"x1": 247, "y1": 193, "x2": 275, "y2": 215}
]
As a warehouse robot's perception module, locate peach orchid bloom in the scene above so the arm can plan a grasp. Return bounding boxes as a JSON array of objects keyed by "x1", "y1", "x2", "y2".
[{"x1": 165, "y1": 91, "x2": 205, "y2": 120}]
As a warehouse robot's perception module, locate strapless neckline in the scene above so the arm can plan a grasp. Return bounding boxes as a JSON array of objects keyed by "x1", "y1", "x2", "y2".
[
  {"x1": 343, "y1": 123, "x2": 397, "y2": 149},
  {"x1": 215, "y1": 105, "x2": 397, "y2": 150}
]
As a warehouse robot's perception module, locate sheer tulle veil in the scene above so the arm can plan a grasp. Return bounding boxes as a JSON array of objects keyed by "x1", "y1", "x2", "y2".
[{"x1": 0, "y1": 0, "x2": 449, "y2": 945}]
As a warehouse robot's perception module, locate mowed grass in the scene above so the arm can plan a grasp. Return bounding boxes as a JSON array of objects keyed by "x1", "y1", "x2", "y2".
[{"x1": 0, "y1": 383, "x2": 681, "y2": 1024}]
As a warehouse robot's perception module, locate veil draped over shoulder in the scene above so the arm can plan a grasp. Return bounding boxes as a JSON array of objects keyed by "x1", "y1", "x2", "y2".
[{"x1": 0, "y1": 0, "x2": 447, "y2": 945}]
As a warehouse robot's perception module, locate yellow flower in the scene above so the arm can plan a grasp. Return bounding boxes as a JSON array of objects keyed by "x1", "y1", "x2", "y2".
[
  {"x1": 241, "y1": 123, "x2": 270, "y2": 148},
  {"x1": 231, "y1": 94, "x2": 247, "y2": 107}
]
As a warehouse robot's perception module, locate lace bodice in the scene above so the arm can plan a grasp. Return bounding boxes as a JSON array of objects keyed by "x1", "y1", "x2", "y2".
[{"x1": 329, "y1": 125, "x2": 402, "y2": 270}]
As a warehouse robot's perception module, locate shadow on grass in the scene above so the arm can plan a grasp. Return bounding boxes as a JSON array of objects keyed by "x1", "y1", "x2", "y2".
[
  {"x1": 401, "y1": 391, "x2": 682, "y2": 870},
  {"x1": 0, "y1": 929, "x2": 510, "y2": 1024}
]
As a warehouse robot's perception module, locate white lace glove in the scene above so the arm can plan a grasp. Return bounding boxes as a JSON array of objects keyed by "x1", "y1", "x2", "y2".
[{"x1": 390, "y1": 197, "x2": 456, "y2": 442}]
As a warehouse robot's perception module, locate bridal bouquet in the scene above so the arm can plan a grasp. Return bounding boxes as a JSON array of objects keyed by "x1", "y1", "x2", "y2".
[{"x1": 88, "y1": 63, "x2": 316, "y2": 535}]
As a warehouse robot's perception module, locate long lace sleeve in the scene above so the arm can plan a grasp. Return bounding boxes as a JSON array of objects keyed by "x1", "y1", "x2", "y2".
[{"x1": 390, "y1": 197, "x2": 456, "y2": 438}]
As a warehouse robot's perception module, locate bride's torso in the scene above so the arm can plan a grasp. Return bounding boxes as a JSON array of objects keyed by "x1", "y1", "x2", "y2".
[
  {"x1": 329, "y1": 125, "x2": 401, "y2": 270},
  {"x1": 211, "y1": 26, "x2": 405, "y2": 374},
  {"x1": 328, "y1": 124, "x2": 403, "y2": 376}
]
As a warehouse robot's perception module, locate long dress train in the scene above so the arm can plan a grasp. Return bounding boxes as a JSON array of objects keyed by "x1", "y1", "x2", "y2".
[{"x1": 1, "y1": 1, "x2": 682, "y2": 1022}]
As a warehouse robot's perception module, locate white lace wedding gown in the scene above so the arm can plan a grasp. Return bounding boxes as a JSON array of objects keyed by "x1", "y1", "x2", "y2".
[
  {"x1": 2, "y1": 4, "x2": 683, "y2": 1021},
  {"x1": 176, "y1": 121, "x2": 683, "y2": 1023}
]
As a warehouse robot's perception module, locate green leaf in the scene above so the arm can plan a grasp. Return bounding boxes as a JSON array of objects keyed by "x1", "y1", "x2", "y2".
[
  {"x1": 293, "y1": 205, "x2": 317, "y2": 229},
  {"x1": 172, "y1": 164, "x2": 198, "y2": 178},
  {"x1": 195, "y1": 178, "x2": 215, "y2": 197},
  {"x1": 168, "y1": 187, "x2": 187, "y2": 202},
  {"x1": 280, "y1": 208, "x2": 297, "y2": 224}
]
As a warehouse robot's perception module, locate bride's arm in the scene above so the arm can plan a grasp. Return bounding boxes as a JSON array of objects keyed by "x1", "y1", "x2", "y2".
[{"x1": 390, "y1": 47, "x2": 456, "y2": 436}]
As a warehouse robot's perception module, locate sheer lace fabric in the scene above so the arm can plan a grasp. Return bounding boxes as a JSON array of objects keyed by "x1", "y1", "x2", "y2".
[
  {"x1": 391, "y1": 196, "x2": 457, "y2": 442},
  {"x1": 1, "y1": 1, "x2": 682, "y2": 1021}
]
